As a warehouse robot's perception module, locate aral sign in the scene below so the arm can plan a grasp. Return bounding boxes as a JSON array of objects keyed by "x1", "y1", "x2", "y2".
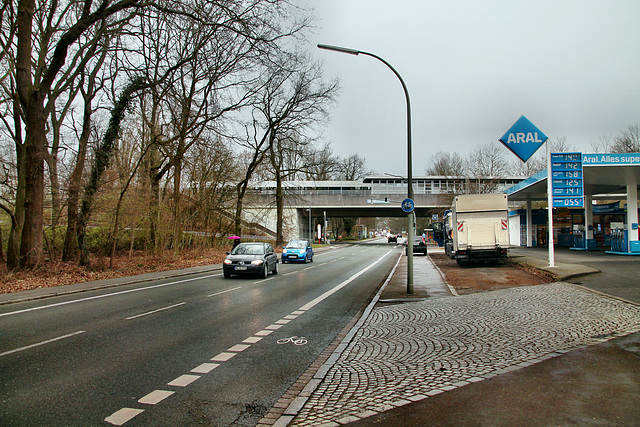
[{"x1": 499, "y1": 115, "x2": 548, "y2": 162}]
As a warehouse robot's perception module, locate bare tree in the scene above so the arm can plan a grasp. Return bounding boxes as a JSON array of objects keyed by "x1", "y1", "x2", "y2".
[
  {"x1": 589, "y1": 133, "x2": 614, "y2": 153},
  {"x1": 6, "y1": 0, "x2": 149, "y2": 269},
  {"x1": 425, "y1": 151, "x2": 466, "y2": 176},
  {"x1": 337, "y1": 154, "x2": 367, "y2": 181},
  {"x1": 303, "y1": 142, "x2": 339, "y2": 180},
  {"x1": 611, "y1": 124, "x2": 640, "y2": 153},
  {"x1": 467, "y1": 141, "x2": 509, "y2": 193},
  {"x1": 234, "y1": 51, "x2": 338, "y2": 238}
]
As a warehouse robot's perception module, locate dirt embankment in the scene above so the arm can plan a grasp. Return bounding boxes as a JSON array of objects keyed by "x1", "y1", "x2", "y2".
[{"x1": 430, "y1": 253, "x2": 556, "y2": 295}]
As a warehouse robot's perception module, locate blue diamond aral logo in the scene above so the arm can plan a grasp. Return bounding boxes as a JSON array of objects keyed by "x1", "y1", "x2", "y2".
[{"x1": 499, "y1": 115, "x2": 548, "y2": 162}]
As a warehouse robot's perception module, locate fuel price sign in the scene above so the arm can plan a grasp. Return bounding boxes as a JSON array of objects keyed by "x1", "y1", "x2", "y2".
[{"x1": 551, "y1": 152, "x2": 584, "y2": 207}]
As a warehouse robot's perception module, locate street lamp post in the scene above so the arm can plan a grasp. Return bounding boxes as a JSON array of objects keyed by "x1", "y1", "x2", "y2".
[{"x1": 318, "y1": 43, "x2": 414, "y2": 294}]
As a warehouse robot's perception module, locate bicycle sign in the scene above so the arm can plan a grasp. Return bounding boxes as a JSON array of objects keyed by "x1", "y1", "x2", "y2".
[
  {"x1": 401, "y1": 198, "x2": 414, "y2": 213},
  {"x1": 276, "y1": 336, "x2": 308, "y2": 346}
]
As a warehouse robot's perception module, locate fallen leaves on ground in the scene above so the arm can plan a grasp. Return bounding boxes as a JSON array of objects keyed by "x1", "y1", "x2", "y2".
[{"x1": 0, "y1": 249, "x2": 229, "y2": 295}]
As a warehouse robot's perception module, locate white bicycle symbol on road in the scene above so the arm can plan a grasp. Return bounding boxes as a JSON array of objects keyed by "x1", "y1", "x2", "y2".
[{"x1": 276, "y1": 336, "x2": 308, "y2": 346}]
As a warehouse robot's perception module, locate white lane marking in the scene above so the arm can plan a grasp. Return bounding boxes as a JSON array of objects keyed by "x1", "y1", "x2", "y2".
[
  {"x1": 167, "y1": 374, "x2": 200, "y2": 387},
  {"x1": 283, "y1": 272, "x2": 296, "y2": 276},
  {"x1": 255, "y1": 330, "x2": 274, "y2": 336},
  {"x1": 125, "y1": 302, "x2": 186, "y2": 320},
  {"x1": 243, "y1": 336, "x2": 262, "y2": 344},
  {"x1": 275, "y1": 319, "x2": 291, "y2": 325},
  {"x1": 0, "y1": 273, "x2": 221, "y2": 318},
  {"x1": 300, "y1": 249, "x2": 393, "y2": 311},
  {"x1": 253, "y1": 277, "x2": 275, "y2": 284},
  {"x1": 283, "y1": 315, "x2": 298, "y2": 320},
  {"x1": 266, "y1": 324, "x2": 283, "y2": 330},
  {"x1": 302, "y1": 266, "x2": 314, "y2": 271},
  {"x1": 138, "y1": 390, "x2": 174, "y2": 405},
  {"x1": 211, "y1": 352, "x2": 236, "y2": 362},
  {"x1": 0, "y1": 330, "x2": 85, "y2": 357},
  {"x1": 207, "y1": 286, "x2": 241, "y2": 297},
  {"x1": 191, "y1": 363, "x2": 219, "y2": 374},
  {"x1": 292, "y1": 311, "x2": 305, "y2": 315},
  {"x1": 105, "y1": 408, "x2": 144, "y2": 425},
  {"x1": 228, "y1": 344, "x2": 250, "y2": 352}
]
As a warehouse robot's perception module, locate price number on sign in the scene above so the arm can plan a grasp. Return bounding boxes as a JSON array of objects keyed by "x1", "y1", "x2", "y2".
[{"x1": 553, "y1": 197, "x2": 584, "y2": 208}]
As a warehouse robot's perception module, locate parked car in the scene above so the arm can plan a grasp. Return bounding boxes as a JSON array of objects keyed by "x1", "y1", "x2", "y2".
[
  {"x1": 406, "y1": 235, "x2": 428, "y2": 255},
  {"x1": 223, "y1": 242, "x2": 278, "y2": 278},
  {"x1": 388, "y1": 234, "x2": 398, "y2": 243},
  {"x1": 281, "y1": 240, "x2": 314, "y2": 263}
]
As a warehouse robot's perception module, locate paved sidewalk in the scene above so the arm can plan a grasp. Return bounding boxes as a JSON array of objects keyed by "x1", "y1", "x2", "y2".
[{"x1": 280, "y1": 247, "x2": 640, "y2": 426}]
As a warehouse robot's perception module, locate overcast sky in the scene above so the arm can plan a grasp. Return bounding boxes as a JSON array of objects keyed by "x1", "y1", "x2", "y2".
[{"x1": 295, "y1": 0, "x2": 640, "y2": 176}]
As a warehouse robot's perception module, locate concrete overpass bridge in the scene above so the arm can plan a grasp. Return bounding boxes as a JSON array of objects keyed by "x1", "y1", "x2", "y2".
[{"x1": 242, "y1": 175, "x2": 525, "y2": 240}]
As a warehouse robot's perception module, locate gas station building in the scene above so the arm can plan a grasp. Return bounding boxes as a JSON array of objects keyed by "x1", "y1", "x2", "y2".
[{"x1": 506, "y1": 153, "x2": 640, "y2": 255}]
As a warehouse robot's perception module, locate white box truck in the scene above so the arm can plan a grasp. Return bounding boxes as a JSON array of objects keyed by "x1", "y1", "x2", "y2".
[{"x1": 444, "y1": 193, "x2": 510, "y2": 265}]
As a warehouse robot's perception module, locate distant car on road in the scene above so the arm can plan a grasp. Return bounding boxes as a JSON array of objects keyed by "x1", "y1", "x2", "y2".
[
  {"x1": 223, "y1": 242, "x2": 278, "y2": 278},
  {"x1": 388, "y1": 234, "x2": 398, "y2": 243},
  {"x1": 406, "y1": 235, "x2": 428, "y2": 255},
  {"x1": 282, "y1": 240, "x2": 314, "y2": 263}
]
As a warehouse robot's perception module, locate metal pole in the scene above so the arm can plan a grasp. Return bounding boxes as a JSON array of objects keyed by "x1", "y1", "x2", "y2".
[
  {"x1": 546, "y1": 140, "x2": 555, "y2": 267},
  {"x1": 317, "y1": 44, "x2": 414, "y2": 294}
]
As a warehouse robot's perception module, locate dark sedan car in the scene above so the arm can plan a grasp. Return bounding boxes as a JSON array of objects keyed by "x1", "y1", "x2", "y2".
[
  {"x1": 406, "y1": 235, "x2": 428, "y2": 255},
  {"x1": 223, "y1": 242, "x2": 278, "y2": 278},
  {"x1": 388, "y1": 234, "x2": 398, "y2": 243}
]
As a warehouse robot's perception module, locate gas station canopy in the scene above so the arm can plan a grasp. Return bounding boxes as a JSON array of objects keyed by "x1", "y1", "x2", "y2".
[{"x1": 507, "y1": 154, "x2": 640, "y2": 202}]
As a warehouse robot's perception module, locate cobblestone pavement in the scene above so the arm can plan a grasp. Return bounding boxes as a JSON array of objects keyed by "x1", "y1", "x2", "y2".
[{"x1": 290, "y1": 283, "x2": 640, "y2": 426}]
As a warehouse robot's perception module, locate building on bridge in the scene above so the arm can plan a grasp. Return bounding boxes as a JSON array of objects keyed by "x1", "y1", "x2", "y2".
[{"x1": 243, "y1": 175, "x2": 526, "y2": 241}]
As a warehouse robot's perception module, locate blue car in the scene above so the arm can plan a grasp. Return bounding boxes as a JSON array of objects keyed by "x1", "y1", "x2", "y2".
[{"x1": 282, "y1": 240, "x2": 314, "y2": 263}]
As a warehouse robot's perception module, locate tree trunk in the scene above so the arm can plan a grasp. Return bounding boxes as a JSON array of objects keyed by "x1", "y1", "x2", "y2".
[
  {"x1": 7, "y1": 102, "x2": 26, "y2": 270},
  {"x1": 171, "y1": 160, "x2": 182, "y2": 252},
  {"x1": 63, "y1": 90, "x2": 92, "y2": 261},
  {"x1": 274, "y1": 174, "x2": 284, "y2": 247},
  {"x1": 20, "y1": 94, "x2": 46, "y2": 268},
  {"x1": 234, "y1": 185, "x2": 244, "y2": 237}
]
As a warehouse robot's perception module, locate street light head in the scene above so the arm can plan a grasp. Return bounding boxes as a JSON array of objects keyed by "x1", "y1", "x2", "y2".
[{"x1": 317, "y1": 44, "x2": 360, "y2": 56}]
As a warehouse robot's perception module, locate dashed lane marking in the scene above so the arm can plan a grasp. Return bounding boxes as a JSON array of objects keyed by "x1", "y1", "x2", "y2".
[
  {"x1": 138, "y1": 390, "x2": 174, "y2": 405},
  {"x1": 125, "y1": 302, "x2": 186, "y2": 320},
  {"x1": 0, "y1": 330, "x2": 86, "y2": 357},
  {"x1": 1, "y1": 273, "x2": 221, "y2": 318},
  {"x1": 228, "y1": 344, "x2": 250, "y2": 352},
  {"x1": 207, "y1": 286, "x2": 241, "y2": 297},
  {"x1": 243, "y1": 336, "x2": 263, "y2": 344},
  {"x1": 105, "y1": 408, "x2": 144, "y2": 425},
  {"x1": 266, "y1": 324, "x2": 283, "y2": 330},
  {"x1": 211, "y1": 352, "x2": 236, "y2": 362},
  {"x1": 167, "y1": 374, "x2": 200, "y2": 387},
  {"x1": 191, "y1": 363, "x2": 219, "y2": 374}
]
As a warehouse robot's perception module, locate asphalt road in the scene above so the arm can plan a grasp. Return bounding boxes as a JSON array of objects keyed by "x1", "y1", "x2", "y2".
[{"x1": 0, "y1": 242, "x2": 399, "y2": 426}]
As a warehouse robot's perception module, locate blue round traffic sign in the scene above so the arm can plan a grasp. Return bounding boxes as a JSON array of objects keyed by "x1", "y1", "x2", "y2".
[{"x1": 401, "y1": 198, "x2": 414, "y2": 213}]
